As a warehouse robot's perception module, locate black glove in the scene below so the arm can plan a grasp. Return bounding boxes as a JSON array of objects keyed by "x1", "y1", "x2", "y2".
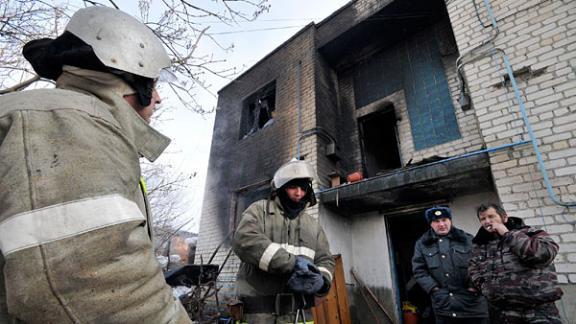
[
  {"x1": 316, "y1": 276, "x2": 331, "y2": 296},
  {"x1": 287, "y1": 256, "x2": 324, "y2": 295},
  {"x1": 293, "y1": 256, "x2": 318, "y2": 272}
]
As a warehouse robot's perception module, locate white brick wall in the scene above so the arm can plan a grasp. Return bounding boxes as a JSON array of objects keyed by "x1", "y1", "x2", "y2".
[{"x1": 447, "y1": 0, "x2": 576, "y2": 283}]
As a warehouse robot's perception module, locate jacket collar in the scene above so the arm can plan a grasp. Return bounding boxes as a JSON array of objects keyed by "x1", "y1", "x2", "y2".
[
  {"x1": 56, "y1": 66, "x2": 170, "y2": 162},
  {"x1": 269, "y1": 195, "x2": 310, "y2": 219},
  {"x1": 472, "y1": 216, "x2": 527, "y2": 244},
  {"x1": 421, "y1": 226, "x2": 468, "y2": 245}
]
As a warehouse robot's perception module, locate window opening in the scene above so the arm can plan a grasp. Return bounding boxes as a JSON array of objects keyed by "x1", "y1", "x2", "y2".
[
  {"x1": 229, "y1": 184, "x2": 270, "y2": 233},
  {"x1": 240, "y1": 81, "x2": 276, "y2": 139},
  {"x1": 358, "y1": 107, "x2": 402, "y2": 178}
]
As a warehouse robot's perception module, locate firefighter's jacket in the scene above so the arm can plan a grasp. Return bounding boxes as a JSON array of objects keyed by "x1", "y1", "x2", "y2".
[
  {"x1": 232, "y1": 197, "x2": 335, "y2": 298},
  {"x1": 0, "y1": 68, "x2": 191, "y2": 323}
]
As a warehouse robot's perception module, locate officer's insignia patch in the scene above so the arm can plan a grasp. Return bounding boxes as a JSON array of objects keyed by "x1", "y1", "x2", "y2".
[{"x1": 434, "y1": 210, "x2": 442, "y2": 216}]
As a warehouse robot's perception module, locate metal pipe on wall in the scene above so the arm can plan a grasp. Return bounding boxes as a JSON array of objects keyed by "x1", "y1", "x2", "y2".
[
  {"x1": 479, "y1": 0, "x2": 576, "y2": 207},
  {"x1": 296, "y1": 60, "x2": 303, "y2": 160}
]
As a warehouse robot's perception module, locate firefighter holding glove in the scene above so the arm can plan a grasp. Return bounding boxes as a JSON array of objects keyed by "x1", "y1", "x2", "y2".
[{"x1": 233, "y1": 160, "x2": 335, "y2": 324}]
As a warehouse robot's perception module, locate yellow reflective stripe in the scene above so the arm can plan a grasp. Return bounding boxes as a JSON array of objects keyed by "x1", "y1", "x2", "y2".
[
  {"x1": 280, "y1": 243, "x2": 316, "y2": 260},
  {"x1": 237, "y1": 319, "x2": 313, "y2": 323},
  {"x1": 318, "y1": 266, "x2": 333, "y2": 282},
  {"x1": 238, "y1": 320, "x2": 313, "y2": 323},
  {"x1": 0, "y1": 194, "x2": 145, "y2": 256},
  {"x1": 259, "y1": 242, "x2": 282, "y2": 271},
  {"x1": 259, "y1": 243, "x2": 317, "y2": 272},
  {"x1": 139, "y1": 177, "x2": 147, "y2": 194}
]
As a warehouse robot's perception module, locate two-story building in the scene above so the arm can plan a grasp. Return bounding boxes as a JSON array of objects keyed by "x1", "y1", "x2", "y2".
[{"x1": 196, "y1": 0, "x2": 576, "y2": 321}]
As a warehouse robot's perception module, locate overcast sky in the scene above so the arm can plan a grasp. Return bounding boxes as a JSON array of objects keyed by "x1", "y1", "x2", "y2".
[{"x1": 153, "y1": 0, "x2": 350, "y2": 232}]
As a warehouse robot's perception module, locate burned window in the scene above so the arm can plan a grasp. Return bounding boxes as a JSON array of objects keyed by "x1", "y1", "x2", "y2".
[
  {"x1": 359, "y1": 106, "x2": 402, "y2": 177},
  {"x1": 240, "y1": 81, "x2": 276, "y2": 139},
  {"x1": 229, "y1": 184, "x2": 270, "y2": 232}
]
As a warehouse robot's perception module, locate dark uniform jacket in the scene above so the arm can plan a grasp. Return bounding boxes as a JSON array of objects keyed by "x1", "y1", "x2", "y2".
[
  {"x1": 412, "y1": 227, "x2": 489, "y2": 318},
  {"x1": 469, "y1": 216, "x2": 563, "y2": 307}
]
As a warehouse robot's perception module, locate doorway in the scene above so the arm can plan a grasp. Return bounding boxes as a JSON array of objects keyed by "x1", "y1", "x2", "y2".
[
  {"x1": 358, "y1": 107, "x2": 402, "y2": 178},
  {"x1": 386, "y1": 210, "x2": 433, "y2": 323}
]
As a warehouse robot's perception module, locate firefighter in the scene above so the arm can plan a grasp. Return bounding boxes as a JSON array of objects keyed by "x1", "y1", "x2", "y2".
[
  {"x1": 0, "y1": 7, "x2": 191, "y2": 323},
  {"x1": 232, "y1": 160, "x2": 335, "y2": 323}
]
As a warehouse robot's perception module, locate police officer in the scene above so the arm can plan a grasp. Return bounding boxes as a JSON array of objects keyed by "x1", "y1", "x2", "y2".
[
  {"x1": 232, "y1": 160, "x2": 335, "y2": 323},
  {"x1": 412, "y1": 206, "x2": 489, "y2": 324},
  {"x1": 0, "y1": 7, "x2": 190, "y2": 323}
]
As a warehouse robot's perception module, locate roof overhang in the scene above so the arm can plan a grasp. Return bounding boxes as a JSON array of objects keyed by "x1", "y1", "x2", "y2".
[
  {"x1": 319, "y1": 153, "x2": 493, "y2": 214},
  {"x1": 317, "y1": 0, "x2": 448, "y2": 70}
]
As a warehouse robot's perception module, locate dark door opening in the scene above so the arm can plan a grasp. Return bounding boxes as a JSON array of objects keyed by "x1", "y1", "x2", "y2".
[
  {"x1": 359, "y1": 107, "x2": 402, "y2": 178},
  {"x1": 386, "y1": 211, "x2": 434, "y2": 323}
]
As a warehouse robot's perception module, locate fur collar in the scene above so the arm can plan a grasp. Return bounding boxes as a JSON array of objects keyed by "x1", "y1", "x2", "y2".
[{"x1": 421, "y1": 226, "x2": 469, "y2": 245}]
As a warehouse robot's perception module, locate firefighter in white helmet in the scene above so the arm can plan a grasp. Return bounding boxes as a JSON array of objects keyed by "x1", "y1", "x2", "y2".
[
  {"x1": 233, "y1": 160, "x2": 335, "y2": 323},
  {"x1": 0, "y1": 6, "x2": 191, "y2": 323}
]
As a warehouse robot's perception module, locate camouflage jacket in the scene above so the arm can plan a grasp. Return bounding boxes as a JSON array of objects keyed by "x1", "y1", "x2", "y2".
[{"x1": 469, "y1": 217, "x2": 563, "y2": 307}]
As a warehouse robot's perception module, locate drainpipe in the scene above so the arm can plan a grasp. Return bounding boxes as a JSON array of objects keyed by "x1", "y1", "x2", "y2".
[
  {"x1": 299, "y1": 127, "x2": 337, "y2": 149},
  {"x1": 296, "y1": 61, "x2": 303, "y2": 159},
  {"x1": 457, "y1": 0, "x2": 576, "y2": 207}
]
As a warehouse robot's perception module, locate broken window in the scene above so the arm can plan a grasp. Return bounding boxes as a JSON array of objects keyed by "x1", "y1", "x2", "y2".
[
  {"x1": 229, "y1": 184, "x2": 270, "y2": 233},
  {"x1": 358, "y1": 106, "x2": 402, "y2": 177},
  {"x1": 240, "y1": 81, "x2": 276, "y2": 139}
]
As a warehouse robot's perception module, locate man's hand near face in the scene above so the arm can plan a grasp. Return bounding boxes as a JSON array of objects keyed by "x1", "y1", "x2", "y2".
[{"x1": 486, "y1": 222, "x2": 509, "y2": 236}]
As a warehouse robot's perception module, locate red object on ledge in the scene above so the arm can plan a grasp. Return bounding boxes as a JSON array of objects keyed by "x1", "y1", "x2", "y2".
[{"x1": 346, "y1": 171, "x2": 363, "y2": 183}]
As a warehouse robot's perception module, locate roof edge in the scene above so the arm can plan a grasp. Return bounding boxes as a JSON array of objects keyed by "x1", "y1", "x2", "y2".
[{"x1": 218, "y1": 22, "x2": 316, "y2": 94}]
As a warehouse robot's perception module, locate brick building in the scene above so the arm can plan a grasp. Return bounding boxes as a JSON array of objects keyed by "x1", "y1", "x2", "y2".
[{"x1": 196, "y1": 0, "x2": 576, "y2": 321}]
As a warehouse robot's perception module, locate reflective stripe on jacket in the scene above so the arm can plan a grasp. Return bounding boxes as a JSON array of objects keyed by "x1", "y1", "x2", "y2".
[
  {"x1": 0, "y1": 69, "x2": 190, "y2": 324},
  {"x1": 232, "y1": 197, "x2": 334, "y2": 298}
]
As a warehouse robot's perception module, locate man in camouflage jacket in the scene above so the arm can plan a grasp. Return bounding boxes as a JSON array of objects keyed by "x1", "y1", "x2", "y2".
[{"x1": 469, "y1": 203, "x2": 563, "y2": 323}]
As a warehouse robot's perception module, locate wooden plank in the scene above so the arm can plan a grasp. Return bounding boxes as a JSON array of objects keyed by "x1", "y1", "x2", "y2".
[
  {"x1": 312, "y1": 254, "x2": 351, "y2": 324},
  {"x1": 333, "y1": 255, "x2": 351, "y2": 324},
  {"x1": 325, "y1": 286, "x2": 341, "y2": 323},
  {"x1": 312, "y1": 297, "x2": 325, "y2": 324}
]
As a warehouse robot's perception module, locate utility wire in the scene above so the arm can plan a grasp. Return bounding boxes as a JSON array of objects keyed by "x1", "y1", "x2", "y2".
[
  {"x1": 202, "y1": 17, "x2": 321, "y2": 23},
  {"x1": 207, "y1": 24, "x2": 304, "y2": 35}
]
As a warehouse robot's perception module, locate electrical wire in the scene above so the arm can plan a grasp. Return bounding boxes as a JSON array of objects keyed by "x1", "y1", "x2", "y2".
[{"x1": 207, "y1": 25, "x2": 305, "y2": 35}]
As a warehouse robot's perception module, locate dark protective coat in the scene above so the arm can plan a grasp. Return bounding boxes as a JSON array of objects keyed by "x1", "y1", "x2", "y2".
[
  {"x1": 412, "y1": 227, "x2": 489, "y2": 319},
  {"x1": 232, "y1": 197, "x2": 334, "y2": 299},
  {"x1": 0, "y1": 69, "x2": 190, "y2": 323},
  {"x1": 469, "y1": 216, "x2": 563, "y2": 307}
]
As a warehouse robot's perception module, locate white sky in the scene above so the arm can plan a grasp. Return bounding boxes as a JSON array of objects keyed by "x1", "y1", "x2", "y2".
[{"x1": 152, "y1": 0, "x2": 351, "y2": 232}]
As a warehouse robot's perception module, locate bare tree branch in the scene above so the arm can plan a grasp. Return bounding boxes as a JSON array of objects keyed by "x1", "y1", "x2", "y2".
[
  {"x1": 0, "y1": 0, "x2": 269, "y2": 250},
  {"x1": 0, "y1": 75, "x2": 40, "y2": 94}
]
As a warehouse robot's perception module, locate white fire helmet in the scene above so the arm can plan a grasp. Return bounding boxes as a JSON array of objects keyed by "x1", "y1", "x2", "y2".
[
  {"x1": 65, "y1": 6, "x2": 171, "y2": 79},
  {"x1": 272, "y1": 160, "x2": 318, "y2": 189}
]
